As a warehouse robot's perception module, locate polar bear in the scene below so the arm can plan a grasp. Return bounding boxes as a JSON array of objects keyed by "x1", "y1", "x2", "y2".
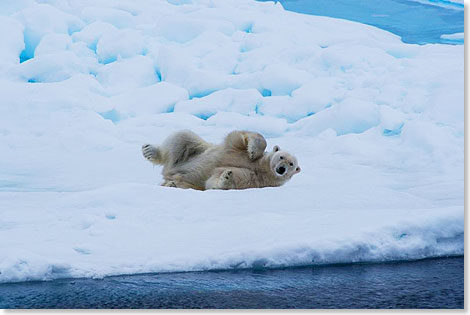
[{"x1": 142, "y1": 130, "x2": 300, "y2": 190}]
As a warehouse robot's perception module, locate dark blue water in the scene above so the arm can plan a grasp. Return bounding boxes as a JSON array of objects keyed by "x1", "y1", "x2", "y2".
[
  {"x1": 0, "y1": 257, "x2": 463, "y2": 309},
  {"x1": 261, "y1": 0, "x2": 464, "y2": 45}
]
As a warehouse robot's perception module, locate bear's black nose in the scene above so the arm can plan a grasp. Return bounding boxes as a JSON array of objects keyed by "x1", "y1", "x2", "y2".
[{"x1": 277, "y1": 166, "x2": 286, "y2": 175}]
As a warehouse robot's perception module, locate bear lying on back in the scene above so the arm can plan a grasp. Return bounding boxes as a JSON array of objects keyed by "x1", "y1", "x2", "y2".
[{"x1": 142, "y1": 130, "x2": 300, "y2": 190}]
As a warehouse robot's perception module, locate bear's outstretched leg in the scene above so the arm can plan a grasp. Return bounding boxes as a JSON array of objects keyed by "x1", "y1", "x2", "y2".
[
  {"x1": 142, "y1": 130, "x2": 211, "y2": 168},
  {"x1": 224, "y1": 131, "x2": 267, "y2": 160},
  {"x1": 162, "y1": 130, "x2": 210, "y2": 167}
]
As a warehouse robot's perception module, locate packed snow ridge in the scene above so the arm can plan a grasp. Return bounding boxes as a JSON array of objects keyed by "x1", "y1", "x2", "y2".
[
  {"x1": 408, "y1": 0, "x2": 464, "y2": 9},
  {"x1": 0, "y1": 0, "x2": 463, "y2": 283}
]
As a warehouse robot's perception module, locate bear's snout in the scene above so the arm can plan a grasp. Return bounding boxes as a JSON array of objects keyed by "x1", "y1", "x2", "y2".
[{"x1": 276, "y1": 166, "x2": 286, "y2": 175}]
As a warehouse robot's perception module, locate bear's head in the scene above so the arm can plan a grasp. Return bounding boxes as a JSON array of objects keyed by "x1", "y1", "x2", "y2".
[{"x1": 269, "y1": 145, "x2": 301, "y2": 180}]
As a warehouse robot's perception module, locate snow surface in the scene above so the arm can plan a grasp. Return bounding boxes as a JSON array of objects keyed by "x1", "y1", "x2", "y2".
[
  {"x1": 0, "y1": 0, "x2": 464, "y2": 283},
  {"x1": 441, "y1": 32, "x2": 464, "y2": 44},
  {"x1": 441, "y1": 32, "x2": 464, "y2": 39},
  {"x1": 408, "y1": 0, "x2": 464, "y2": 9}
]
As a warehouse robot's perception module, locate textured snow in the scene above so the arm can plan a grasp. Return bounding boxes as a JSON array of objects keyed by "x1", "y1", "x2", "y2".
[
  {"x1": 0, "y1": 0, "x2": 463, "y2": 283},
  {"x1": 408, "y1": 0, "x2": 464, "y2": 9},
  {"x1": 440, "y1": 32, "x2": 464, "y2": 45},
  {"x1": 441, "y1": 32, "x2": 464, "y2": 40}
]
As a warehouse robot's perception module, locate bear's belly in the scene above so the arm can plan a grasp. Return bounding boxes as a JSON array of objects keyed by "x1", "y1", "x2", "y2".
[
  {"x1": 216, "y1": 150, "x2": 256, "y2": 170},
  {"x1": 169, "y1": 148, "x2": 223, "y2": 188}
]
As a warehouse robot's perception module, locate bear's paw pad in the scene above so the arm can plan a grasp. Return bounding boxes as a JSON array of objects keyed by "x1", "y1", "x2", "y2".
[{"x1": 222, "y1": 170, "x2": 233, "y2": 180}]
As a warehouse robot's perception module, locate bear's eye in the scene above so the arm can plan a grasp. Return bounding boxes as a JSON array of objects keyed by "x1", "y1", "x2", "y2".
[
  {"x1": 280, "y1": 156, "x2": 284, "y2": 160},
  {"x1": 290, "y1": 163, "x2": 293, "y2": 166}
]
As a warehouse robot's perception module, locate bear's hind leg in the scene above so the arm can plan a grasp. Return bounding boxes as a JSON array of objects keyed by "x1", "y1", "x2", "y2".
[
  {"x1": 162, "y1": 130, "x2": 210, "y2": 166},
  {"x1": 162, "y1": 179, "x2": 177, "y2": 188},
  {"x1": 142, "y1": 130, "x2": 210, "y2": 168}
]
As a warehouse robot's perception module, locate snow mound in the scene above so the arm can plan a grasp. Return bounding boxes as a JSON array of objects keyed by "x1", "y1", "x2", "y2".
[
  {"x1": 95, "y1": 55, "x2": 159, "y2": 94},
  {"x1": 0, "y1": 0, "x2": 463, "y2": 283},
  {"x1": 174, "y1": 88, "x2": 262, "y2": 119},
  {"x1": 0, "y1": 16, "x2": 24, "y2": 67}
]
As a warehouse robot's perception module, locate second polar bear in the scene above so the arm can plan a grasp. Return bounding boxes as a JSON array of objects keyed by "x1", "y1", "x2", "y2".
[{"x1": 142, "y1": 130, "x2": 300, "y2": 190}]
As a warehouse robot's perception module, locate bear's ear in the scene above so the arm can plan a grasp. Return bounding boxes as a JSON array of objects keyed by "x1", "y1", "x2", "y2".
[
  {"x1": 273, "y1": 145, "x2": 280, "y2": 152},
  {"x1": 295, "y1": 166, "x2": 301, "y2": 173}
]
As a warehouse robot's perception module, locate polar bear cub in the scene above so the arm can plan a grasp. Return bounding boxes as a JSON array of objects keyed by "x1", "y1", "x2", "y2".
[{"x1": 142, "y1": 130, "x2": 300, "y2": 190}]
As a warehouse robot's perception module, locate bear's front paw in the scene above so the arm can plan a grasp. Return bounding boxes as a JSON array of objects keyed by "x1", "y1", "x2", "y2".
[
  {"x1": 248, "y1": 148, "x2": 264, "y2": 161},
  {"x1": 222, "y1": 169, "x2": 233, "y2": 180},
  {"x1": 219, "y1": 169, "x2": 235, "y2": 189},
  {"x1": 247, "y1": 138, "x2": 265, "y2": 160}
]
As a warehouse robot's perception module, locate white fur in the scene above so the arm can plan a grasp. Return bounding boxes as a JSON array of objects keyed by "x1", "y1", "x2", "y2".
[{"x1": 142, "y1": 130, "x2": 300, "y2": 190}]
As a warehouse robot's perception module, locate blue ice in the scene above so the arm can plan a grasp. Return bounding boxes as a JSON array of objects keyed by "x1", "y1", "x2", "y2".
[{"x1": 260, "y1": 0, "x2": 463, "y2": 45}]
